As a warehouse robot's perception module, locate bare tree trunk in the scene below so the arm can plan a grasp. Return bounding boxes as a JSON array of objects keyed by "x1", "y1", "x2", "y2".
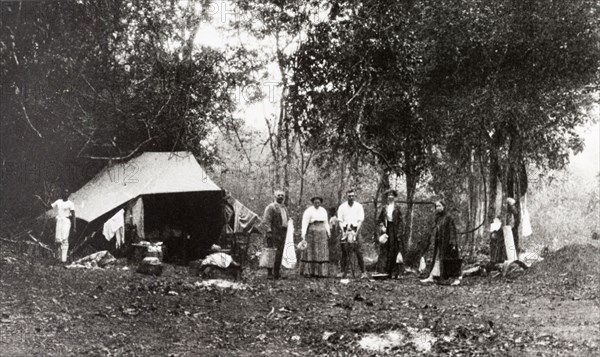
[
  {"x1": 374, "y1": 169, "x2": 390, "y2": 231},
  {"x1": 466, "y1": 158, "x2": 474, "y2": 259},
  {"x1": 275, "y1": 31, "x2": 291, "y2": 205},
  {"x1": 488, "y1": 150, "x2": 500, "y2": 260},
  {"x1": 264, "y1": 116, "x2": 281, "y2": 190},
  {"x1": 298, "y1": 139, "x2": 305, "y2": 207},
  {"x1": 404, "y1": 168, "x2": 417, "y2": 263},
  {"x1": 488, "y1": 151, "x2": 500, "y2": 227},
  {"x1": 514, "y1": 169, "x2": 522, "y2": 252},
  {"x1": 337, "y1": 158, "x2": 346, "y2": 204},
  {"x1": 473, "y1": 154, "x2": 487, "y2": 256},
  {"x1": 297, "y1": 136, "x2": 316, "y2": 207},
  {"x1": 283, "y1": 122, "x2": 291, "y2": 206}
]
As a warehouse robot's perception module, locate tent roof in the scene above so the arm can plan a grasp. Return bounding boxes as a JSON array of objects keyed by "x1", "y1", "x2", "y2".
[{"x1": 52, "y1": 152, "x2": 221, "y2": 223}]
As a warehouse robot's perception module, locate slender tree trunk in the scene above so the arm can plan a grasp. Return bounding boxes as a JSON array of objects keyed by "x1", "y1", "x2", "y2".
[
  {"x1": 488, "y1": 151, "x2": 500, "y2": 226},
  {"x1": 283, "y1": 122, "x2": 291, "y2": 206},
  {"x1": 514, "y1": 168, "x2": 522, "y2": 252},
  {"x1": 404, "y1": 167, "x2": 417, "y2": 265},
  {"x1": 274, "y1": 30, "x2": 290, "y2": 204},
  {"x1": 337, "y1": 158, "x2": 346, "y2": 204},
  {"x1": 466, "y1": 157, "x2": 474, "y2": 259},
  {"x1": 473, "y1": 154, "x2": 487, "y2": 256},
  {"x1": 265, "y1": 116, "x2": 281, "y2": 190},
  {"x1": 488, "y1": 149, "x2": 500, "y2": 260},
  {"x1": 275, "y1": 113, "x2": 282, "y2": 190},
  {"x1": 374, "y1": 169, "x2": 390, "y2": 231},
  {"x1": 298, "y1": 140, "x2": 305, "y2": 207}
]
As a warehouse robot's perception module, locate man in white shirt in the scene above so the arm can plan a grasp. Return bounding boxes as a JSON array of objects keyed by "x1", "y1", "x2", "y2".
[
  {"x1": 51, "y1": 189, "x2": 76, "y2": 263},
  {"x1": 336, "y1": 189, "x2": 368, "y2": 278}
]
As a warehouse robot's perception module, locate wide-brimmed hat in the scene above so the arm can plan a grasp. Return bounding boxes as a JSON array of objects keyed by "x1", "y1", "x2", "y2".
[
  {"x1": 310, "y1": 196, "x2": 324, "y2": 203},
  {"x1": 383, "y1": 189, "x2": 398, "y2": 197}
]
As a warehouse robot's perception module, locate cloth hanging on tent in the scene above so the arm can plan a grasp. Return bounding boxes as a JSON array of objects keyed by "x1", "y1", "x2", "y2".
[
  {"x1": 233, "y1": 199, "x2": 261, "y2": 233},
  {"x1": 126, "y1": 197, "x2": 145, "y2": 239},
  {"x1": 103, "y1": 209, "x2": 125, "y2": 248},
  {"x1": 223, "y1": 195, "x2": 262, "y2": 234},
  {"x1": 223, "y1": 200, "x2": 235, "y2": 234}
]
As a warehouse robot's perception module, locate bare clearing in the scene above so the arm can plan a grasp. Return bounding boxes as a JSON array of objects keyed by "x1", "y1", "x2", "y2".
[{"x1": 1, "y1": 244, "x2": 598, "y2": 356}]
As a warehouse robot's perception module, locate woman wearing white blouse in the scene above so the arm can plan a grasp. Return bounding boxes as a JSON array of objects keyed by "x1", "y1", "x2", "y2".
[{"x1": 299, "y1": 196, "x2": 331, "y2": 277}]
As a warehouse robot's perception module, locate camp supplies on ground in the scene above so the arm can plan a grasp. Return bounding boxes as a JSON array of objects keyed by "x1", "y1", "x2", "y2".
[
  {"x1": 137, "y1": 256, "x2": 163, "y2": 276},
  {"x1": 66, "y1": 250, "x2": 116, "y2": 269}
]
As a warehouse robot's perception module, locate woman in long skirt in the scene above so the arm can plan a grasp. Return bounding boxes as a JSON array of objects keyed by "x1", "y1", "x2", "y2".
[
  {"x1": 299, "y1": 196, "x2": 330, "y2": 277},
  {"x1": 420, "y1": 200, "x2": 461, "y2": 285}
]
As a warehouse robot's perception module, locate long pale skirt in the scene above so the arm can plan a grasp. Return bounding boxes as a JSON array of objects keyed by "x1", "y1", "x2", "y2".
[
  {"x1": 299, "y1": 222, "x2": 329, "y2": 277},
  {"x1": 430, "y1": 250, "x2": 441, "y2": 277}
]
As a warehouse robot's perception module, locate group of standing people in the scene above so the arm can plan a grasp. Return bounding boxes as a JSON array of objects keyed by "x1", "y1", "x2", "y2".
[
  {"x1": 262, "y1": 188, "x2": 370, "y2": 279},
  {"x1": 50, "y1": 185, "x2": 460, "y2": 285},
  {"x1": 262, "y1": 188, "x2": 462, "y2": 284}
]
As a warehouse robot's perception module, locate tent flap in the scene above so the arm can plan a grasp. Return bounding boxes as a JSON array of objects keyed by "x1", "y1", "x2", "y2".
[{"x1": 224, "y1": 195, "x2": 263, "y2": 234}]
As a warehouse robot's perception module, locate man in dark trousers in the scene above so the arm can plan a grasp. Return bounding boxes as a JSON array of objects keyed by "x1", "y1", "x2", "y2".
[{"x1": 262, "y1": 189, "x2": 289, "y2": 279}]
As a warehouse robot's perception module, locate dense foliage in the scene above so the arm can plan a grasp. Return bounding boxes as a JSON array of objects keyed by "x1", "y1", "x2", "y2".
[
  {"x1": 1, "y1": 0, "x2": 252, "y2": 216},
  {"x1": 289, "y1": 0, "x2": 599, "y2": 253}
]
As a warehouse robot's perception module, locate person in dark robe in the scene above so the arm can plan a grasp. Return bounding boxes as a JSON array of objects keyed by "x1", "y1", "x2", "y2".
[
  {"x1": 490, "y1": 222, "x2": 507, "y2": 263},
  {"x1": 420, "y1": 200, "x2": 461, "y2": 285},
  {"x1": 376, "y1": 189, "x2": 404, "y2": 278}
]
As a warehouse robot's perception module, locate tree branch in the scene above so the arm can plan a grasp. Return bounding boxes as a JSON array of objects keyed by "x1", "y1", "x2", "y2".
[
  {"x1": 346, "y1": 81, "x2": 368, "y2": 106},
  {"x1": 20, "y1": 102, "x2": 42, "y2": 138},
  {"x1": 352, "y1": 93, "x2": 402, "y2": 178},
  {"x1": 228, "y1": 115, "x2": 253, "y2": 166},
  {"x1": 81, "y1": 136, "x2": 154, "y2": 161}
]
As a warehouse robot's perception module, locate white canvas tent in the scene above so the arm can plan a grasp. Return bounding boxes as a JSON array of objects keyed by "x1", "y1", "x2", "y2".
[
  {"x1": 46, "y1": 152, "x2": 228, "y2": 261},
  {"x1": 48, "y1": 151, "x2": 221, "y2": 223}
]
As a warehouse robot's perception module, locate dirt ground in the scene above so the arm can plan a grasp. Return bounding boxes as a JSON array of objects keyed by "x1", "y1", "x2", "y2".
[{"x1": 1, "y1": 245, "x2": 599, "y2": 356}]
